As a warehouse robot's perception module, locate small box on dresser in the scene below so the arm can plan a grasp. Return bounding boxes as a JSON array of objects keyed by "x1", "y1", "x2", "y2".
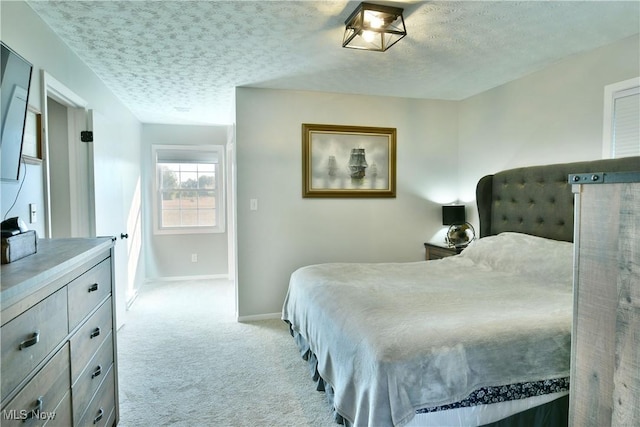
[
  {"x1": 1, "y1": 230, "x2": 38, "y2": 264},
  {"x1": 1, "y1": 237, "x2": 118, "y2": 427}
]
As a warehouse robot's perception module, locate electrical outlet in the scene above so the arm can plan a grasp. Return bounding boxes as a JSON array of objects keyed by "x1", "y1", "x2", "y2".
[{"x1": 191, "y1": 253, "x2": 198, "y2": 263}]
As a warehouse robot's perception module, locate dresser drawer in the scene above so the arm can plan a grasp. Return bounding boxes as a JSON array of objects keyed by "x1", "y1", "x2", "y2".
[
  {"x1": 424, "y1": 243, "x2": 460, "y2": 260},
  {"x1": 1, "y1": 288, "x2": 68, "y2": 400},
  {"x1": 72, "y1": 331, "x2": 114, "y2": 422},
  {"x1": 76, "y1": 366, "x2": 115, "y2": 427},
  {"x1": 67, "y1": 258, "x2": 112, "y2": 331},
  {"x1": 46, "y1": 391, "x2": 72, "y2": 427},
  {"x1": 69, "y1": 298, "x2": 113, "y2": 383},
  {"x1": 1, "y1": 344, "x2": 71, "y2": 426}
]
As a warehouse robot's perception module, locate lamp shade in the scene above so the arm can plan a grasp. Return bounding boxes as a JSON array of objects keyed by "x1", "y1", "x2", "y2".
[
  {"x1": 442, "y1": 205, "x2": 466, "y2": 226},
  {"x1": 342, "y1": 2, "x2": 406, "y2": 52}
]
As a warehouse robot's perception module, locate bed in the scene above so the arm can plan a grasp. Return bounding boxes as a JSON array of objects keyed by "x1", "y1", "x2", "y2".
[{"x1": 282, "y1": 156, "x2": 640, "y2": 427}]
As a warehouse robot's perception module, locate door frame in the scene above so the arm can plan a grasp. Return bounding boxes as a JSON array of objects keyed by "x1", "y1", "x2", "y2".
[{"x1": 41, "y1": 71, "x2": 92, "y2": 237}]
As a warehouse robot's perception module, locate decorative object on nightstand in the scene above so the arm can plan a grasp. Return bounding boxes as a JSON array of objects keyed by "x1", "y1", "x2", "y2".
[
  {"x1": 442, "y1": 204, "x2": 476, "y2": 248},
  {"x1": 424, "y1": 242, "x2": 462, "y2": 260}
]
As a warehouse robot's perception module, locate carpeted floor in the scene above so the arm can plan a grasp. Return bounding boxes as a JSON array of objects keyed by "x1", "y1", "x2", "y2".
[{"x1": 117, "y1": 279, "x2": 335, "y2": 427}]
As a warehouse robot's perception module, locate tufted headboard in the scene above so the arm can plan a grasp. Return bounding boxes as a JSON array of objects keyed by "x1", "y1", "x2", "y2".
[{"x1": 476, "y1": 156, "x2": 640, "y2": 242}]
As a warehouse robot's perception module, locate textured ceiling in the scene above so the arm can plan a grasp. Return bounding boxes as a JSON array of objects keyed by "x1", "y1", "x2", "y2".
[{"x1": 27, "y1": 1, "x2": 640, "y2": 125}]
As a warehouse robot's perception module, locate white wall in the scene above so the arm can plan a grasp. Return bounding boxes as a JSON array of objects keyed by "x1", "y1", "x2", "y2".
[
  {"x1": 235, "y1": 89, "x2": 459, "y2": 318},
  {"x1": 142, "y1": 124, "x2": 231, "y2": 279},
  {"x1": 458, "y1": 35, "x2": 640, "y2": 205},
  {"x1": 1, "y1": 2, "x2": 144, "y2": 316},
  {"x1": 0, "y1": 161, "x2": 45, "y2": 237}
]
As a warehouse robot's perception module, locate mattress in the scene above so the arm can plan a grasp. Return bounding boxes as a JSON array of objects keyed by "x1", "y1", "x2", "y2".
[{"x1": 282, "y1": 232, "x2": 574, "y2": 426}]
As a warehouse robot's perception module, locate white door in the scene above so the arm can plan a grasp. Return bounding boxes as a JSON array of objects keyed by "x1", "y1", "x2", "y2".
[{"x1": 88, "y1": 109, "x2": 131, "y2": 330}]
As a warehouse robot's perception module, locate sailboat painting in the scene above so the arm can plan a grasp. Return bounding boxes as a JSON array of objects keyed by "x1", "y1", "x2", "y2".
[
  {"x1": 327, "y1": 156, "x2": 338, "y2": 177},
  {"x1": 369, "y1": 162, "x2": 378, "y2": 177},
  {"x1": 348, "y1": 148, "x2": 367, "y2": 179},
  {"x1": 302, "y1": 124, "x2": 396, "y2": 198}
]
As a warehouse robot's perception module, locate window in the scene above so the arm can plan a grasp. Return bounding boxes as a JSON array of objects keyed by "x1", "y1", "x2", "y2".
[
  {"x1": 153, "y1": 145, "x2": 225, "y2": 234},
  {"x1": 603, "y1": 77, "x2": 640, "y2": 158}
]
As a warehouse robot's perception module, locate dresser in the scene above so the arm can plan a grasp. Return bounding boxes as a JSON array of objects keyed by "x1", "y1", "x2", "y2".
[
  {"x1": 1, "y1": 238, "x2": 118, "y2": 426},
  {"x1": 569, "y1": 171, "x2": 639, "y2": 427}
]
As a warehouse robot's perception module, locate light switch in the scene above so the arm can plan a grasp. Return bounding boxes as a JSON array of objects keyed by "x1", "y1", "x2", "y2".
[
  {"x1": 29, "y1": 203, "x2": 37, "y2": 223},
  {"x1": 250, "y1": 199, "x2": 258, "y2": 211}
]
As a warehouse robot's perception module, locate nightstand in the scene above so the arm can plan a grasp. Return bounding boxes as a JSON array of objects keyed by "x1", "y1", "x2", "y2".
[{"x1": 424, "y1": 242, "x2": 462, "y2": 260}]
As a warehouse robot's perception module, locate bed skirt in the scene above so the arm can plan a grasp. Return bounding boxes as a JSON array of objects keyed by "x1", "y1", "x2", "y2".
[{"x1": 287, "y1": 321, "x2": 569, "y2": 427}]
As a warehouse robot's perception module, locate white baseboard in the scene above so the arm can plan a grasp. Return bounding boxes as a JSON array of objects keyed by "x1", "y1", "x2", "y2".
[
  {"x1": 237, "y1": 312, "x2": 282, "y2": 322},
  {"x1": 145, "y1": 274, "x2": 230, "y2": 282}
]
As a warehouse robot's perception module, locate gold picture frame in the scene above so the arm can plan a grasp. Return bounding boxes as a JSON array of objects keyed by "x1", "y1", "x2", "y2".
[
  {"x1": 21, "y1": 105, "x2": 42, "y2": 162},
  {"x1": 302, "y1": 123, "x2": 396, "y2": 198}
]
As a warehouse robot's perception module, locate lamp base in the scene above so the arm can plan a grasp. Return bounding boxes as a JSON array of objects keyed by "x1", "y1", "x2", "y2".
[{"x1": 445, "y1": 222, "x2": 476, "y2": 248}]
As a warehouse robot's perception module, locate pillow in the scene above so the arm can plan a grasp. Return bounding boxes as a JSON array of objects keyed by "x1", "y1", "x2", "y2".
[{"x1": 459, "y1": 232, "x2": 574, "y2": 285}]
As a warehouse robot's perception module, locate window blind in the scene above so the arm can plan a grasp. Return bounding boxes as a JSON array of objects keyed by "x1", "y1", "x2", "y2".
[
  {"x1": 612, "y1": 89, "x2": 640, "y2": 158},
  {"x1": 155, "y1": 148, "x2": 219, "y2": 164}
]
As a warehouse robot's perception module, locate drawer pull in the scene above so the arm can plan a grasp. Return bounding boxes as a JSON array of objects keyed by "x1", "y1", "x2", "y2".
[
  {"x1": 88, "y1": 283, "x2": 99, "y2": 292},
  {"x1": 93, "y1": 408, "x2": 104, "y2": 424},
  {"x1": 18, "y1": 331, "x2": 40, "y2": 350},
  {"x1": 91, "y1": 365, "x2": 103, "y2": 379},
  {"x1": 90, "y1": 327, "x2": 101, "y2": 339},
  {"x1": 25, "y1": 397, "x2": 43, "y2": 421}
]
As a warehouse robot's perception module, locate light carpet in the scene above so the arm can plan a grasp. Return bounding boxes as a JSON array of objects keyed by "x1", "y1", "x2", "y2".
[{"x1": 117, "y1": 279, "x2": 335, "y2": 427}]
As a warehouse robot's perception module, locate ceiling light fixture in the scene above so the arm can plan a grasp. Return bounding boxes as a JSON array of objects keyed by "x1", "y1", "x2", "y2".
[{"x1": 342, "y1": 2, "x2": 407, "y2": 52}]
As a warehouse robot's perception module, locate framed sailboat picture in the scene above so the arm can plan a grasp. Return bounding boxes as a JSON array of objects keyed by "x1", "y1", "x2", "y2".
[{"x1": 302, "y1": 124, "x2": 396, "y2": 198}]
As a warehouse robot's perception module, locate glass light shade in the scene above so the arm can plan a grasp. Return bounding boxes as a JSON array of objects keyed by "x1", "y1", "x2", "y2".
[{"x1": 342, "y1": 2, "x2": 407, "y2": 52}]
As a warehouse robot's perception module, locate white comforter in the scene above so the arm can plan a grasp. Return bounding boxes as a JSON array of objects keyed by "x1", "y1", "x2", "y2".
[{"x1": 282, "y1": 232, "x2": 574, "y2": 427}]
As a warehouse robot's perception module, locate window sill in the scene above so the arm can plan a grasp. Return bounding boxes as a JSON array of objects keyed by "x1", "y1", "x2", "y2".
[{"x1": 154, "y1": 226, "x2": 225, "y2": 235}]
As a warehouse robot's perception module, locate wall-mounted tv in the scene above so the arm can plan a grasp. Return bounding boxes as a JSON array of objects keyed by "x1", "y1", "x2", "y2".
[{"x1": 1, "y1": 41, "x2": 33, "y2": 181}]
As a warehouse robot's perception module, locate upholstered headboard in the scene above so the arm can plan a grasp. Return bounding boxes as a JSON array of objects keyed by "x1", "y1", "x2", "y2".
[{"x1": 476, "y1": 156, "x2": 640, "y2": 242}]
